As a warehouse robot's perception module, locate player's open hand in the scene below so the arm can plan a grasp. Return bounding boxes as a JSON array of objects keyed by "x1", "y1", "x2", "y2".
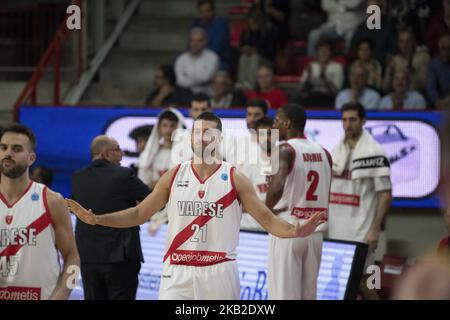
[
  {"x1": 294, "y1": 211, "x2": 326, "y2": 237},
  {"x1": 66, "y1": 198, "x2": 97, "y2": 225}
]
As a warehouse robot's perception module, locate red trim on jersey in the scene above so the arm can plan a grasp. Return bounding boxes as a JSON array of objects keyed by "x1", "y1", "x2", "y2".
[
  {"x1": 230, "y1": 166, "x2": 239, "y2": 200},
  {"x1": 168, "y1": 163, "x2": 182, "y2": 196},
  {"x1": 0, "y1": 211, "x2": 52, "y2": 258},
  {"x1": 190, "y1": 161, "x2": 222, "y2": 184},
  {"x1": 163, "y1": 188, "x2": 237, "y2": 264},
  {"x1": 329, "y1": 192, "x2": 360, "y2": 207},
  {"x1": 282, "y1": 142, "x2": 296, "y2": 176},
  {"x1": 322, "y1": 147, "x2": 333, "y2": 170},
  {"x1": 0, "y1": 180, "x2": 33, "y2": 209},
  {"x1": 42, "y1": 187, "x2": 54, "y2": 228}
]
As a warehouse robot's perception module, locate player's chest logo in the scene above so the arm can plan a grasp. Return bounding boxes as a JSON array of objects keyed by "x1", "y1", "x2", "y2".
[
  {"x1": 198, "y1": 190, "x2": 205, "y2": 199},
  {"x1": 5, "y1": 215, "x2": 13, "y2": 225}
]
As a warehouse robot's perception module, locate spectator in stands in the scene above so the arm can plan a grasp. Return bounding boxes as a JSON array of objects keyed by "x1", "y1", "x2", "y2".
[
  {"x1": 335, "y1": 65, "x2": 381, "y2": 109},
  {"x1": 426, "y1": 0, "x2": 450, "y2": 56},
  {"x1": 252, "y1": 0, "x2": 291, "y2": 44},
  {"x1": 175, "y1": 27, "x2": 219, "y2": 95},
  {"x1": 191, "y1": 0, "x2": 231, "y2": 70},
  {"x1": 145, "y1": 65, "x2": 193, "y2": 107},
  {"x1": 189, "y1": 93, "x2": 212, "y2": 119},
  {"x1": 389, "y1": 0, "x2": 437, "y2": 45},
  {"x1": 295, "y1": 38, "x2": 344, "y2": 108},
  {"x1": 237, "y1": 9, "x2": 279, "y2": 89},
  {"x1": 383, "y1": 28, "x2": 430, "y2": 95},
  {"x1": 31, "y1": 166, "x2": 54, "y2": 187},
  {"x1": 210, "y1": 71, "x2": 246, "y2": 108},
  {"x1": 427, "y1": 34, "x2": 450, "y2": 109},
  {"x1": 350, "y1": 38, "x2": 383, "y2": 90},
  {"x1": 291, "y1": 0, "x2": 326, "y2": 41},
  {"x1": 307, "y1": 0, "x2": 365, "y2": 57},
  {"x1": 350, "y1": 0, "x2": 397, "y2": 67},
  {"x1": 380, "y1": 70, "x2": 427, "y2": 110},
  {"x1": 245, "y1": 64, "x2": 288, "y2": 108}
]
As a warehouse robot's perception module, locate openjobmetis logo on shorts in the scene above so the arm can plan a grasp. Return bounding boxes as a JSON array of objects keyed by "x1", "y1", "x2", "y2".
[
  {"x1": 0, "y1": 287, "x2": 41, "y2": 300},
  {"x1": 169, "y1": 127, "x2": 280, "y2": 175},
  {"x1": 170, "y1": 250, "x2": 227, "y2": 266}
]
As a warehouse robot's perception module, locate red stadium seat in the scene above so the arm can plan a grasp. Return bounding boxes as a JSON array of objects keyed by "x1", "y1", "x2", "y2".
[
  {"x1": 230, "y1": 20, "x2": 247, "y2": 48},
  {"x1": 379, "y1": 254, "x2": 407, "y2": 299},
  {"x1": 274, "y1": 75, "x2": 300, "y2": 84},
  {"x1": 333, "y1": 55, "x2": 347, "y2": 67},
  {"x1": 297, "y1": 55, "x2": 314, "y2": 76},
  {"x1": 228, "y1": 6, "x2": 251, "y2": 16},
  {"x1": 228, "y1": 0, "x2": 254, "y2": 16}
]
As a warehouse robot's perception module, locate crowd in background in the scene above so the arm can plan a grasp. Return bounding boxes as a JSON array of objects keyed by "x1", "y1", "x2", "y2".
[{"x1": 145, "y1": 0, "x2": 450, "y2": 110}]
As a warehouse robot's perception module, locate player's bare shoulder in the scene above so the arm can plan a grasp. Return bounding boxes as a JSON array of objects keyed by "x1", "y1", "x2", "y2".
[
  {"x1": 278, "y1": 143, "x2": 295, "y2": 162},
  {"x1": 230, "y1": 167, "x2": 254, "y2": 195},
  {"x1": 44, "y1": 188, "x2": 69, "y2": 220}
]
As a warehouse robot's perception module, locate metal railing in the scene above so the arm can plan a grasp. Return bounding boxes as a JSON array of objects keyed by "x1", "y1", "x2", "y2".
[{"x1": 10, "y1": 0, "x2": 84, "y2": 121}]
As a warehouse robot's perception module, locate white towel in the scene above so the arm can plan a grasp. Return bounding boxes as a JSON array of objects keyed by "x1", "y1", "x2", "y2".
[
  {"x1": 332, "y1": 129, "x2": 390, "y2": 180},
  {"x1": 138, "y1": 107, "x2": 188, "y2": 184}
]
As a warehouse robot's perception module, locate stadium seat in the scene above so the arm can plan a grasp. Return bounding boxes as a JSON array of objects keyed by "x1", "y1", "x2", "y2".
[
  {"x1": 379, "y1": 254, "x2": 408, "y2": 298},
  {"x1": 230, "y1": 20, "x2": 247, "y2": 48}
]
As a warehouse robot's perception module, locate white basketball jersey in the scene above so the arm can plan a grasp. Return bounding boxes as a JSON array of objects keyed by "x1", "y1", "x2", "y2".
[
  {"x1": 163, "y1": 161, "x2": 242, "y2": 266},
  {"x1": 0, "y1": 182, "x2": 60, "y2": 300},
  {"x1": 279, "y1": 138, "x2": 332, "y2": 232}
]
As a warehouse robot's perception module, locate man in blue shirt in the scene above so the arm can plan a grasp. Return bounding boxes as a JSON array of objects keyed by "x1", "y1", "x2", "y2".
[
  {"x1": 427, "y1": 34, "x2": 450, "y2": 109},
  {"x1": 191, "y1": 0, "x2": 231, "y2": 71}
]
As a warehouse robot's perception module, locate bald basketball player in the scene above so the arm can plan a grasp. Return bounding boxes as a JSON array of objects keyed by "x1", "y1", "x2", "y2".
[
  {"x1": 266, "y1": 104, "x2": 332, "y2": 300},
  {"x1": 67, "y1": 112, "x2": 325, "y2": 300},
  {"x1": 0, "y1": 124, "x2": 80, "y2": 300}
]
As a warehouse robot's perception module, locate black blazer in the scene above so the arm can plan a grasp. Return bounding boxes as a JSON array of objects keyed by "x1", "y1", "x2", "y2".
[{"x1": 72, "y1": 159, "x2": 151, "y2": 264}]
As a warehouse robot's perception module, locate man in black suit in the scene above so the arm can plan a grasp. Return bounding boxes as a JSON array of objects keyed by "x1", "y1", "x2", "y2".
[{"x1": 72, "y1": 135, "x2": 151, "y2": 300}]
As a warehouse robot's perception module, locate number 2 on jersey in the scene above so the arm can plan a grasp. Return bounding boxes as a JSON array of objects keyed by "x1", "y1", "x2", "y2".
[
  {"x1": 191, "y1": 224, "x2": 208, "y2": 243},
  {"x1": 306, "y1": 170, "x2": 319, "y2": 201}
]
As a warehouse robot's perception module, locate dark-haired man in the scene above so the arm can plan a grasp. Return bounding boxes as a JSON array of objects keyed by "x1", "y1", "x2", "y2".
[
  {"x1": 328, "y1": 103, "x2": 391, "y2": 295},
  {"x1": 0, "y1": 124, "x2": 80, "y2": 300},
  {"x1": 68, "y1": 112, "x2": 325, "y2": 300}
]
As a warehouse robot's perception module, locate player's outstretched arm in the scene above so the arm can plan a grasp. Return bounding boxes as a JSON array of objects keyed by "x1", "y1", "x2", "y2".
[
  {"x1": 46, "y1": 189, "x2": 80, "y2": 300},
  {"x1": 233, "y1": 169, "x2": 325, "y2": 238},
  {"x1": 67, "y1": 166, "x2": 177, "y2": 228}
]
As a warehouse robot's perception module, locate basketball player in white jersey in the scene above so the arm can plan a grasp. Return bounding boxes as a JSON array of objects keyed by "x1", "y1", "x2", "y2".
[
  {"x1": 240, "y1": 117, "x2": 287, "y2": 231},
  {"x1": 0, "y1": 124, "x2": 80, "y2": 300},
  {"x1": 266, "y1": 104, "x2": 332, "y2": 300},
  {"x1": 67, "y1": 112, "x2": 325, "y2": 300}
]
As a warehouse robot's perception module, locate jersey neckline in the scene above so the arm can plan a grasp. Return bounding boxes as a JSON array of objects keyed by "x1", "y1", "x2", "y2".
[
  {"x1": 0, "y1": 180, "x2": 34, "y2": 209},
  {"x1": 190, "y1": 161, "x2": 223, "y2": 184}
]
